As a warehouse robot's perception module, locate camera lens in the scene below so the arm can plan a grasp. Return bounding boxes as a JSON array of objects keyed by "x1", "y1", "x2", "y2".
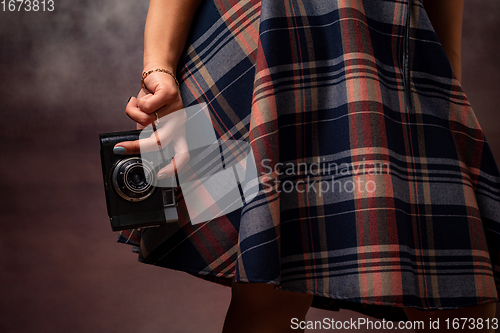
[
  {"x1": 112, "y1": 157, "x2": 156, "y2": 201},
  {"x1": 129, "y1": 170, "x2": 146, "y2": 187},
  {"x1": 125, "y1": 164, "x2": 149, "y2": 191}
]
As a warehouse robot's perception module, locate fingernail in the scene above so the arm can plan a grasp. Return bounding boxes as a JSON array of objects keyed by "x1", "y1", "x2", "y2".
[
  {"x1": 113, "y1": 146, "x2": 127, "y2": 155},
  {"x1": 127, "y1": 96, "x2": 133, "y2": 104},
  {"x1": 157, "y1": 174, "x2": 168, "y2": 180}
]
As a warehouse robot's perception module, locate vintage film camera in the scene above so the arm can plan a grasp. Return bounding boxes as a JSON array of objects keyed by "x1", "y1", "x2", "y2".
[{"x1": 99, "y1": 129, "x2": 179, "y2": 231}]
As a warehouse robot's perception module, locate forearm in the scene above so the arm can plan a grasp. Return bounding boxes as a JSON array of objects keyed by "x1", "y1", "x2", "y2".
[
  {"x1": 423, "y1": 0, "x2": 464, "y2": 81},
  {"x1": 143, "y1": 0, "x2": 203, "y2": 73}
]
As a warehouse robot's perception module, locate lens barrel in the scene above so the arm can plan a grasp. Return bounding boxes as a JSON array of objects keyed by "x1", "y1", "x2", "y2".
[{"x1": 112, "y1": 157, "x2": 156, "y2": 201}]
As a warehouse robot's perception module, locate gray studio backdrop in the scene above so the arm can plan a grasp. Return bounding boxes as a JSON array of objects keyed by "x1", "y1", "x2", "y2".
[{"x1": 1, "y1": 1, "x2": 500, "y2": 333}]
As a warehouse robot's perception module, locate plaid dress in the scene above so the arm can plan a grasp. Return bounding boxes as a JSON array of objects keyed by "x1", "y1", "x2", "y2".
[{"x1": 118, "y1": 0, "x2": 500, "y2": 321}]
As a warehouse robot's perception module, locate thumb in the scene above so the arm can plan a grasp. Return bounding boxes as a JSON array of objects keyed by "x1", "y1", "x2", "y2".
[{"x1": 113, "y1": 131, "x2": 166, "y2": 155}]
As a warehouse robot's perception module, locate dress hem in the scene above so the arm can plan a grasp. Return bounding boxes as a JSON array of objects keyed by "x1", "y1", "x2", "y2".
[{"x1": 138, "y1": 255, "x2": 499, "y2": 322}]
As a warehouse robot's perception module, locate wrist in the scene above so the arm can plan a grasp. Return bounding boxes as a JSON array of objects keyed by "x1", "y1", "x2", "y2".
[
  {"x1": 142, "y1": 68, "x2": 180, "y2": 88},
  {"x1": 142, "y1": 61, "x2": 177, "y2": 75}
]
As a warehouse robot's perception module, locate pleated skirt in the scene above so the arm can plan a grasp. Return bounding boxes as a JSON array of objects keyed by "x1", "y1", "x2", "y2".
[{"x1": 118, "y1": 0, "x2": 500, "y2": 321}]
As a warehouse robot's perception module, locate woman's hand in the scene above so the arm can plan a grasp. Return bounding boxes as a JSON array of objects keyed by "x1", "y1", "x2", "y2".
[
  {"x1": 113, "y1": 69, "x2": 189, "y2": 179},
  {"x1": 129, "y1": 69, "x2": 184, "y2": 128},
  {"x1": 111, "y1": 0, "x2": 204, "y2": 180}
]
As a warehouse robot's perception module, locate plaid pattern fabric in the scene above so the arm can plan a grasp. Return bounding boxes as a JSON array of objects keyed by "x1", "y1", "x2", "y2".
[{"x1": 118, "y1": 0, "x2": 500, "y2": 320}]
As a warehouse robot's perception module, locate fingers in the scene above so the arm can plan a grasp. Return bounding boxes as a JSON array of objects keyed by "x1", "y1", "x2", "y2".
[
  {"x1": 116, "y1": 107, "x2": 188, "y2": 154},
  {"x1": 157, "y1": 151, "x2": 190, "y2": 179},
  {"x1": 126, "y1": 94, "x2": 184, "y2": 128},
  {"x1": 112, "y1": 126, "x2": 190, "y2": 183},
  {"x1": 112, "y1": 130, "x2": 169, "y2": 155},
  {"x1": 126, "y1": 96, "x2": 156, "y2": 127},
  {"x1": 116, "y1": 81, "x2": 189, "y2": 181},
  {"x1": 113, "y1": 119, "x2": 186, "y2": 154},
  {"x1": 138, "y1": 78, "x2": 179, "y2": 115},
  {"x1": 157, "y1": 125, "x2": 190, "y2": 178},
  {"x1": 112, "y1": 139, "x2": 140, "y2": 155}
]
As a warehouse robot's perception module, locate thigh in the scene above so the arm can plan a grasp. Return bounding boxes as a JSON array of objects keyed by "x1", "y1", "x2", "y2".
[
  {"x1": 230, "y1": 282, "x2": 313, "y2": 315},
  {"x1": 222, "y1": 282, "x2": 314, "y2": 333}
]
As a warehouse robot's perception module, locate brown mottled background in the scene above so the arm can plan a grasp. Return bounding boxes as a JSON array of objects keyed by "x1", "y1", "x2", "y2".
[{"x1": 1, "y1": 1, "x2": 499, "y2": 332}]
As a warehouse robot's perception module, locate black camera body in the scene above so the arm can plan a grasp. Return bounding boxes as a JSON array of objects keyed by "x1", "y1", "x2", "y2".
[{"x1": 99, "y1": 129, "x2": 179, "y2": 231}]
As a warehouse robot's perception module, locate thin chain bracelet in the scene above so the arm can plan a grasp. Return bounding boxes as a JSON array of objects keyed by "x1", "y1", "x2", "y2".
[{"x1": 141, "y1": 68, "x2": 179, "y2": 88}]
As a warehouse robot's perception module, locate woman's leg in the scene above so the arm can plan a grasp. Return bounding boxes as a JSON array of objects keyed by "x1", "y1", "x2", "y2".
[
  {"x1": 404, "y1": 302, "x2": 497, "y2": 332},
  {"x1": 222, "y1": 282, "x2": 314, "y2": 333}
]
